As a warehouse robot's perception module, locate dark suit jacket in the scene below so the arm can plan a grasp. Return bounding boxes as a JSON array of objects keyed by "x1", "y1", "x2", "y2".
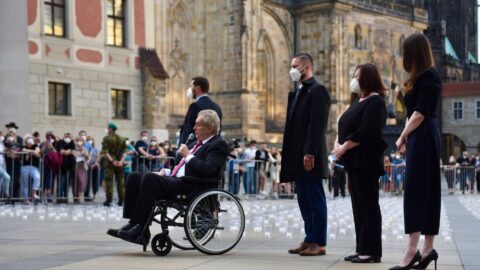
[
  {"x1": 255, "y1": 149, "x2": 268, "y2": 170},
  {"x1": 179, "y1": 96, "x2": 223, "y2": 145},
  {"x1": 177, "y1": 135, "x2": 229, "y2": 184},
  {"x1": 280, "y1": 77, "x2": 331, "y2": 182}
]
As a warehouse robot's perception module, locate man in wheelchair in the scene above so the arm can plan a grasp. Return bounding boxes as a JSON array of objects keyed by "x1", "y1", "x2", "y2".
[{"x1": 107, "y1": 109, "x2": 228, "y2": 245}]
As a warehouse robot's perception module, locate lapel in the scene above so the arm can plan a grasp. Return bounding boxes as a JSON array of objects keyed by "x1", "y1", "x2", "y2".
[
  {"x1": 192, "y1": 135, "x2": 217, "y2": 158},
  {"x1": 288, "y1": 77, "x2": 316, "y2": 123}
]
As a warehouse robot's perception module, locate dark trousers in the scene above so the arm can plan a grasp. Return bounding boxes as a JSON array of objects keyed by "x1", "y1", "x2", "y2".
[
  {"x1": 477, "y1": 172, "x2": 480, "y2": 192},
  {"x1": 58, "y1": 168, "x2": 75, "y2": 200},
  {"x1": 347, "y1": 168, "x2": 382, "y2": 257},
  {"x1": 332, "y1": 176, "x2": 346, "y2": 198},
  {"x1": 294, "y1": 176, "x2": 327, "y2": 245},
  {"x1": 6, "y1": 159, "x2": 21, "y2": 198},
  {"x1": 123, "y1": 172, "x2": 184, "y2": 225},
  {"x1": 228, "y1": 171, "x2": 240, "y2": 194},
  {"x1": 84, "y1": 166, "x2": 99, "y2": 198}
]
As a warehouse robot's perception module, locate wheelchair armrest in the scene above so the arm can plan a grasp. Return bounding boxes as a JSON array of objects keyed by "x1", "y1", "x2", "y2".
[{"x1": 180, "y1": 175, "x2": 219, "y2": 185}]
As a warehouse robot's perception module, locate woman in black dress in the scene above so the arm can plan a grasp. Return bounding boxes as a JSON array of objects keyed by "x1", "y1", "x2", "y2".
[
  {"x1": 333, "y1": 63, "x2": 387, "y2": 263},
  {"x1": 390, "y1": 33, "x2": 441, "y2": 270}
]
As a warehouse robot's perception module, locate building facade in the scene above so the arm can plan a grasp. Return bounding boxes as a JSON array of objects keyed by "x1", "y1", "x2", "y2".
[
  {"x1": 442, "y1": 81, "x2": 480, "y2": 157},
  {"x1": 0, "y1": 0, "x2": 167, "y2": 142},
  {"x1": 1, "y1": 0, "x2": 478, "y2": 152},
  {"x1": 424, "y1": 0, "x2": 480, "y2": 158},
  {"x1": 155, "y1": 0, "x2": 429, "y2": 147}
]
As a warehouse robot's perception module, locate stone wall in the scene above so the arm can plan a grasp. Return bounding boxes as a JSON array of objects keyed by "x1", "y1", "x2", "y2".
[{"x1": 154, "y1": 0, "x2": 428, "y2": 146}]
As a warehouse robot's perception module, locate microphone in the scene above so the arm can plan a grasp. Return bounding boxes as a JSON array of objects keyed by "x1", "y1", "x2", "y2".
[{"x1": 185, "y1": 133, "x2": 196, "y2": 146}]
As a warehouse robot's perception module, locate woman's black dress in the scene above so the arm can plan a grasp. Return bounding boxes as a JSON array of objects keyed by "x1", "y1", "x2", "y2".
[{"x1": 403, "y1": 68, "x2": 442, "y2": 235}]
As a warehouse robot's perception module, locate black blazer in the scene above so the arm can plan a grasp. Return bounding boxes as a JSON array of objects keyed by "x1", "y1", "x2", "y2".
[
  {"x1": 280, "y1": 77, "x2": 331, "y2": 182},
  {"x1": 178, "y1": 135, "x2": 229, "y2": 180},
  {"x1": 179, "y1": 96, "x2": 223, "y2": 145}
]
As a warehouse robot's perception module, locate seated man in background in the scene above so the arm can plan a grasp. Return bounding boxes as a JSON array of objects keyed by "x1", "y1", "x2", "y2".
[{"x1": 107, "y1": 110, "x2": 228, "y2": 244}]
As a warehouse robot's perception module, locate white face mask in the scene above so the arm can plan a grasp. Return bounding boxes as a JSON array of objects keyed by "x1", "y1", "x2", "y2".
[
  {"x1": 395, "y1": 155, "x2": 401, "y2": 160},
  {"x1": 125, "y1": 141, "x2": 130, "y2": 146},
  {"x1": 49, "y1": 138, "x2": 55, "y2": 144},
  {"x1": 76, "y1": 141, "x2": 83, "y2": 146},
  {"x1": 289, "y1": 67, "x2": 303, "y2": 82},
  {"x1": 87, "y1": 140, "x2": 93, "y2": 145},
  {"x1": 142, "y1": 136, "x2": 148, "y2": 141},
  {"x1": 27, "y1": 138, "x2": 34, "y2": 145},
  {"x1": 104, "y1": 128, "x2": 108, "y2": 134},
  {"x1": 187, "y1": 87, "x2": 193, "y2": 99},
  {"x1": 81, "y1": 135, "x2": 87, "y2": 141},
  {"x1": 64, "y1": 138, "x2": 72, "y2": 144},
  {"x1": 349, "y1": 78, "x2": 361, "y2": 93},
  {"x1": 150, "y1": 141, "x2": 157, "y2": 146},
  {"x1": 7, "y1": 136, "x2": 14, "y2": 142}
]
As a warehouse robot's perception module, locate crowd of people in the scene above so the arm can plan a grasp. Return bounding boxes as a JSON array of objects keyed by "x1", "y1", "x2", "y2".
[
  {"x1": 0, "y1": 122, "x2": 179, "y2": 205},
  {"x1": 1, "y1": 119, "x2": 478, "y2": 205}
]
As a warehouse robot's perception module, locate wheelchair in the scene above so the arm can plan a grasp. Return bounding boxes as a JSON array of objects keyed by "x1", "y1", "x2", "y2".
[{"x1": 138, "y1": 176, "x2": 245, "y2": 256}]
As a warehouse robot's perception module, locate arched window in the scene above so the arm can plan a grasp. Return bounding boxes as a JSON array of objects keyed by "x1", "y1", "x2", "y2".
[
  {"x1": 399, "y1": 35, "x2": 405, "y2": 56},
  {"x1": 354, "y1": 25, "x2": 362, "y2": 49}
]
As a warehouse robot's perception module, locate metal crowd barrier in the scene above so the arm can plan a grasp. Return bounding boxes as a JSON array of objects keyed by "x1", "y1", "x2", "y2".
[
  {"x1": 380, "y1": 164, "x2": 406, "y2": 194},
  {"x1": 442, "y1": 165, "x2": 477, "y2": 194},
  {"x1": 224, "y1": 159, "x2": 295, "y2": 198},
  {"x1": 0, "y1": 151, "x2": 178, "y2": 204}
]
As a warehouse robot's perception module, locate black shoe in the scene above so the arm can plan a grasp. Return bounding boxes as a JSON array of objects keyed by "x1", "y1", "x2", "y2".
[
  {"x1": 389, "y1": 251, "x2": 422, "y2": 270},
  {"x1": 118, "y1": 201, "x2": 123, "y2": 207},
  {"x1": 344, "y1": 254, "x2": 359, "y2": 261},
  {"x1": 118, "y1": 224, "x2": 150, "y2": 245},
  {"x1": 412, "y1": 249, "x2": 438, "y2": 270},
  {"x1": 351, "y1": 256, "x2": 381, "y2": 263},
  {"x1": 106, "y1": 223, "x2": 134, "y2": 238},
  {"x1": 103, "y1": 200, "x2": 111, "y2": 207}
]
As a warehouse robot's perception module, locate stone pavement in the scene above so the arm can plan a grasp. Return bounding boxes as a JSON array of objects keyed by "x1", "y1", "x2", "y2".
[{"x1": 0, "y1": 194, "x2": 478, "y2": 270}]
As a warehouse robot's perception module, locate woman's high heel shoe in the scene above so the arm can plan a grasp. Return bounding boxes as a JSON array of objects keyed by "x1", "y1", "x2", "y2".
[
  {"x1": 412, "y1": 249, "x2": 438, "y2": 270},
  {"x1": 389, "y1": 250, "x2": 422, "y2": 270}
]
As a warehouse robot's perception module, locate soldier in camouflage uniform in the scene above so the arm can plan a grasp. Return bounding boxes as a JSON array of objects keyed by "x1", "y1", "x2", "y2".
[{"x1": 101, "y1": 122, "x2": 127, "y2": 206}]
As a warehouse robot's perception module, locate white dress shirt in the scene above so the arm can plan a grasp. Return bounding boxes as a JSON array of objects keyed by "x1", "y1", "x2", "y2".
[{"x1": 175, "y1": 135, "x2": 215, "y2": 177}]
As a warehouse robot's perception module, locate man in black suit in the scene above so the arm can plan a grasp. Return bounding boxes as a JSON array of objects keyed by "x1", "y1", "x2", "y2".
[
  {"x1": 178, "y1": 77, "x2": 222, "y2": 146},
  {"x1": 281, "y1": 53, "x2": 331, "y2": 256},
  {"x1": 107, "y1": 110, "x2": 228, "y2": 244}
]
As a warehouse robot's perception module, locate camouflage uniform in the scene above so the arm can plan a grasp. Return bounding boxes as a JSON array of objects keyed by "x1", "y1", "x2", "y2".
[{"x1": 101, "y1": 132, "x2": 127, "y2": 203}]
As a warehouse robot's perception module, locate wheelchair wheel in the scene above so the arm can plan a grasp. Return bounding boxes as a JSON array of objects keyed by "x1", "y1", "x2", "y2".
[
  {"x1": 164, "y1": 207, "x2": 194, "y2": 250},
  {"x1": 151, "y1": 233, "x2": 172, "y2": 256},
  {"x1": 184, "y1": 189, "x2": 245, "y2": 255}
]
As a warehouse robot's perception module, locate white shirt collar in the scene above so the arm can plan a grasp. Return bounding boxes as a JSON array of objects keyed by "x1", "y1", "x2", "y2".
[
  {"x1": 195, "y1": 94, "x2": 208, "y2": 101},
  {"x1": 200, "y1": 135, "x2": 215, "y2": 144}
]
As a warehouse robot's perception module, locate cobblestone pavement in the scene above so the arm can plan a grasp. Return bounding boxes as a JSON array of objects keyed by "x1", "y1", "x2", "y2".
[{"x1": 0, "y1": 194, "x2": 478, "y2": 270}]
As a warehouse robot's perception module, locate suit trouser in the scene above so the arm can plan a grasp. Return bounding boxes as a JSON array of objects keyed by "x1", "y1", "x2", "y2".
[
  {"x1": 295, "y1": 176, "x2": 327, "y2": 245},
  {"x1": 123, "y1": 172, "x2": 184, "y2": 225},
  {"x1": 332, "y1": 176, "x2": 346, "y2": 197},
  {"x1": 347, "y1": 168, "x2": 382, "y2": 257}
]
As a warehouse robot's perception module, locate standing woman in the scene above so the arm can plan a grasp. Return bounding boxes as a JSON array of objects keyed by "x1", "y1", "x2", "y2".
[
  {"x1": 332, "y1": 63, "x2": 387, "y2": 263},
  {"x1": 391, "y1": 33, "x2": 441, "y2": 270}
]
